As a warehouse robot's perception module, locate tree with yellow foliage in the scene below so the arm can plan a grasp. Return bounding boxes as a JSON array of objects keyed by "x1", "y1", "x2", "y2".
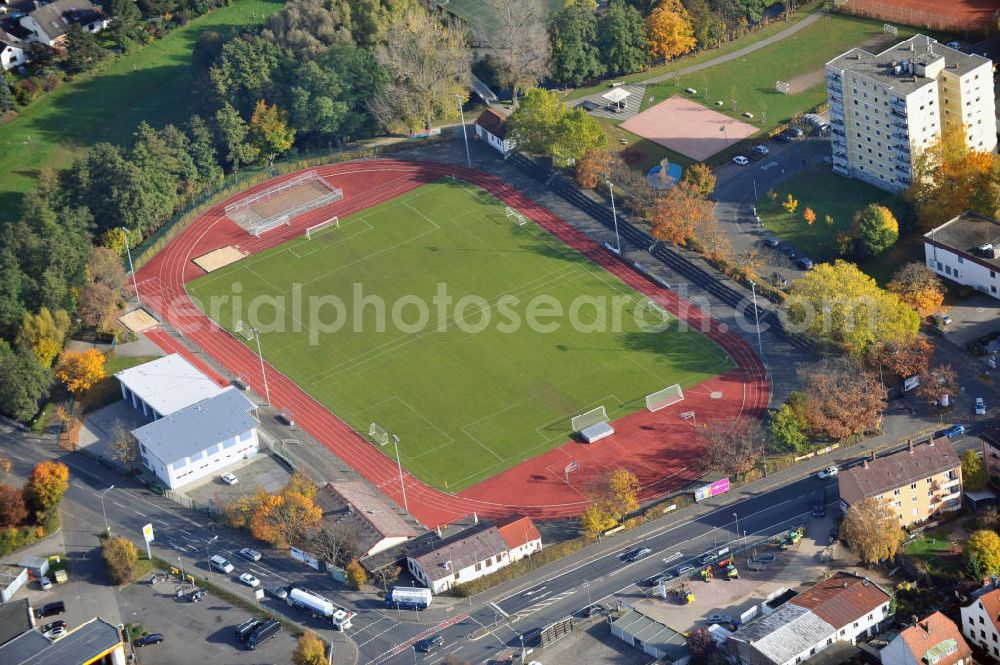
[
  {"x1": 103, "y1": 536, "x2": 140, "y2": 585},
  {"x1": 782, "y1": 193, "x2": 798, "y2": 214},
  {"x1": 55, "y1": 349, "x2": 106, "y2": 396},
  {"x1": 906, "y1": 125, "x2": 999, "y2": 229},
  {"x1": 249, "y1": 99, "x2": 295, "y2": 167},
  {"x1": 608, "y1": 467, "x2": 641, "y2": 519},
  {"x1": 26, "y1": 460, "x2": 69, "y2": 512},
  {"x1": 292, "y1": 630, "x2": 327, "y2": 665},
  {"x1": 16, "y1": 307, "x2": 71, "y2": 367},
  {"x1": 645, "y1": 0, "x2": 696, "y2": 62},
  {"x1": 887, "y1": 262, "x2": 945, "y2": 317},
  {"x1": 346, "y1": 560, "x2": 367, "y2": 590},
  {"x1": 250, "y1": 490, "x2": 322, "y2": 548},
  {"x1": 580, "y1": 501, "x2": 617, "y2": 538},
  {"x1": 802, "y1": 207, "x2": 816, "y2": 225}
]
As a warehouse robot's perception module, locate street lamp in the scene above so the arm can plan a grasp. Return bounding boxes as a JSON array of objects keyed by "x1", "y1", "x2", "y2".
[
  {"x1": 99, "y1": 485, "x2": 115, "y2": 535},
  {"x1": 121, "y1": 228, "x2": 140, "y2": 304},
  {"x1": 236, "y1": 320, "x2": 270, "y2": 406},
  {"x1": 607, "y1": 181, "x2": 622, "y2": 254},
  {"x1": 177, "y1": 557, "x2": 185, "y2": 582},
  {"x1": 748, "y1": 280, "x2": 764, "y2": 359},
  {"x1": 456, "y1": 95, "x2": 471, "y2": 168},
  {"x1": 733, "y1": 512, "x2": 740, "y2": 551},
  {"x1": 205, "y1": 535, "x2": 218, "y2": 583},
  {"x1": 391, "y1": 434, "x2": 409, "y2": 514}
]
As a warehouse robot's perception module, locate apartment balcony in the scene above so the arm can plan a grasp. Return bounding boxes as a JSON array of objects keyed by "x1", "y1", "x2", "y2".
[
  {"x1": 832, "y1": 163, "x2": 849, "y2": 176},
  {"x1": 891, "y1": 109, "x2": 907, "y2": 119},
  {"x1": 831, "y1": 128, "x2": 845, "y2": 137},
  {"x1": 828, "y1": 83, "x2": 843, "y2": 95},
  {"x1": 892, "y1": 132, "x2": 908, "y2": 141},
  {"x1": 933, "y1": 478, "x2": 961, "y2": 492},
  {"x1": 895, "y1": 165, "x2": 909, "y2": 174},
  {"x1": 831, "y1": 118, "x2": 844, "y2": 126},
  {"x1": 830, "y1": 95, "x2": 842, "y2": 105}
]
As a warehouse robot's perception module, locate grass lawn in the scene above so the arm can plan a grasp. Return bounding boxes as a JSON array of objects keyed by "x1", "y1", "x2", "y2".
[
  {"x1": 903, "y1": 531, "x2": 964, "y2": 576},
  {"x1": 0, "y1": 0, "x2": 282, "y2": 224},
  {"x1": 757, "y1": 166, "x2": 902, "y2": 262},
  {"x1": 564, "y1": 0, "x2": 826, "y2": 102},
  {"x1": 641, "y1": 14, "x2": 918, "y2": 131},
  {"x1": 187, "y1": 180, "x2": 729, "y2": 491}
]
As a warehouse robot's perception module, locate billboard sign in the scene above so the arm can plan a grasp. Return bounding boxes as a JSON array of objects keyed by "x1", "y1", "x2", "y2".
[{"x1": 142, "y1": 524, "x2": 154, "y2": 542}]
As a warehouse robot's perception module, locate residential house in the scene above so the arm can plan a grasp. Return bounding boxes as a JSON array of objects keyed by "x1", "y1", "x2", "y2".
[
  {"x1": 925, "y1": 212, "x2": 1000, "y2": 300},
  {"x1": 881, "y1": 611, "x2": 971, "y2": 665},
  {"x1": 838, "y1": 438, "x2": 962, "y2": 527},
  {"x1": 131, "y1": 388, "x2": 259, "y2": 490},
  {"x1": 0, "y1": 617, "x2": 126, "y2": 665},
  {"x1": 496, "y1": 515, "x2": 542, "y2": 562},
  {"x1": 961, "y1": 586, "x2": 1000, "y2": 660},
  {"x1": 611, "y1": 608, "x2": 690, "y2": 664},
  {"x1": 727, "y1": 572, "x2": 893, "y2": 665},
  {"x1": 115, "y1": 353, "x2": 225, "y2": 422},
  {"x1": 406, "y1": 517, "x2": 542, "y2": 594},
  {"x1": 473, "y1": 107, "x2": 514, "y2": 156},
  {"x1": 18, "y1": 0, "x2": 108, "y2": 47},
  {"x1": 0, "y1": 29, "x2": 27, "y2": 70},
  {"x1": 314, "y1": 481, "x2": 420, "y2": 557},
  {"x1": 826, "y1": 35, "x2": 996, "y2": 193}
]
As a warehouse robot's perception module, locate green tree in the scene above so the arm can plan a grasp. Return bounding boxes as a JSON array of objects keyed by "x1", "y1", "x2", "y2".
[
  {"x1": 685, "y1": 0, "x2": 724, "y2": 49},
  {"x1": 209, "y1": 34, "x2": 282, "y2": 112},
  {"x1": 0, "y1": 81, "x2": 13, "y2": 113},
  {"x1": 681, "y1": 162, "x2": 716, "y2": 199},
  {"x1": 598, "y1": 0, "x2": 647, "y2": 75},
  {"x1": 109, "y1": 0, "x2": 143, "y2": 52},
  {"x1": 214, "y1": 103, "x2": 259, "y2": 172},
  {"x1": 768, "y1": 402, "x2": 808, "y2": 452},
  {"x1": 552, "y1": 108, "x2": 606, "y2": 165},
  {"x1": 249, "y1": 100, "x2": 296, "y2": 166},
  {"x1": 346, "y1": 560, "x2": 367, "y2": 590},
  {"x1": 549, "y1": 1, "x2": 603, "y2": 85},
  {"x1": 856, "y1": 203, "x2": 899, "y2": 256},
  {"x1": 507, "y1": 88, "x2": 566, "y2": 155},
  {"x1": 785, "y1": 260, "x2": 920, "y2": 357},
  {"x1": 292, "y1": 629, "x2": 327, "y2": 665},
  {"x1": 186, "y1": 115, "x2": 223, "y2": 187},
  {"x1": 966, "y1": 530, "x2": 1000, "y2": 579},
  {"x1": 16, "y1": 307, "x2": 70, "y2": 367},
  {"x1": 0, "y1": 250, "x2": 25, "y2": 337},
  {"x1": 64, "y1": 24, "x2": 103, "y2": 73},
  {"x1": 103, "y1": 536, "x2": 139, "y2": 585},
  {"x1": 962, "y1": 449, "x2": 988, "y2": 491},
  {"x1": 841, "y1": 497, "x2": 904, "y2": 565}
]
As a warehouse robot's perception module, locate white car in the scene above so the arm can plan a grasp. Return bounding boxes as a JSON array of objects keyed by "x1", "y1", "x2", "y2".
[
  {"x1": 976, "y1": 398, "x2": 986, "y2": 415},
  {"x1": 39, "y1": 576, "x2": 52, "y2": 590},
  {"x1": 817, "y1": 466, "x2": 839, "y2": 479},
  {"x1": 238, "y1": 573, "x2": 260, "y2": 588},
  {"x1": 239, "y1": 547, "x2": 262, "y2": 562},
  {"x1": 732, "y1": 155, "x2": 749, "y2": 166},
  {"x1": 220, "y1": 473, "x2": 238, "y2": 485},
  {"x1": 751, "y1": 144, "x2": 769, "y2": 156}
]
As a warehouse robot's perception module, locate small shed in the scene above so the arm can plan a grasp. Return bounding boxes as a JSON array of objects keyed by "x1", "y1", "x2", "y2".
[
  {"x1": 611, "y1": 609, "x2": 690, "y2": 664},
  {"x1": 17, "y1": 556, "x2": 48, "y2": 580},
  {"x1": 474, "y1": 107, "x2": 514, "y2": 156}
]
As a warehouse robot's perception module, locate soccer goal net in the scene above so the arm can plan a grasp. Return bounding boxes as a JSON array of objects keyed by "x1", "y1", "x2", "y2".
[
  {"x1": 641, "y1": 299, "x2": 670, "y2": 321},
  {"x1": 571, "y1": 406, "x2": 609, "y2": 433},
  {"x1": 369, "y1": 423, "x2": 389, "y2": 446},
  {"x1": 506, "y1": 206, "x2": 529, "y2": 226},
  {"x1": 645, "y1": 384, "x2": 684, "y2": 412},
  {"x1": 305, "y1": 216, "x2": 339, "y2": 240}
]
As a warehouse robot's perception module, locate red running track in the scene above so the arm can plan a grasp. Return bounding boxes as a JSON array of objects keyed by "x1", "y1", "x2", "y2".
[{"x1": 134, "y1": 160, "x2": 769, "y2": 527}]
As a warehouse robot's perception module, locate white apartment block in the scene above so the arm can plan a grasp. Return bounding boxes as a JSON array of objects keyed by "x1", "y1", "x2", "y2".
[
  {"x1": 925, "y1": 212, "x2": 1000, "y2": 299},
  {"x1": 826, "y1": 34, "x2": 996, "y2": 193}
]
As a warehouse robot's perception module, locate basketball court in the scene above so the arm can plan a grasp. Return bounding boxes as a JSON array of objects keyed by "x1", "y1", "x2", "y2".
[{"x1": 621, "y1": 95, "x2": 758, "y2": 161}]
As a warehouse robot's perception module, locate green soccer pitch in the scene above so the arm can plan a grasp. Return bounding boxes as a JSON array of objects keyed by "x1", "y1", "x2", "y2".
[{"x1": 188, "y1": 180, "x2": 730, "y2": 491}]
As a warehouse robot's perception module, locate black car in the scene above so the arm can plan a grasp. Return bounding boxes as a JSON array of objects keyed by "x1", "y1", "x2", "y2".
[
  {"x1": 134, "y1": 633, "x2": 165, "y2": 647},
  {"x1": 623, "y1": 547, "x2": 652, "y2": 562},
  {"x1": 778, "y1": 242, "x2": 797, "y2": 259},
  {"x1": 264, "y1": 586, "x2": 288, "y2": 600},
  {"x1": 762, "y1": 236, "x2": 780, "y2": 249},
  {"x1": 796, "y1": 257, "x2": 814, "y2": 270},
  {"x1": 415, "y1": 635, "x2": 444, "y2": 653},
  {"x1": 36, "y1": 601, "x2": 66, "y2": 618}
]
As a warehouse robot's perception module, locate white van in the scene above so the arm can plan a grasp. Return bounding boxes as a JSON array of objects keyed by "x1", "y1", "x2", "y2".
[{"x1": 210, "y1": 554, "x2": 234, "y2": 573}]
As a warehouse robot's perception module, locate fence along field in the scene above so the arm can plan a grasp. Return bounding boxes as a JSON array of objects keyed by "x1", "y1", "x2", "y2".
[{"x1": 188, "y1": 179, "x2": 730, "y2": 491}]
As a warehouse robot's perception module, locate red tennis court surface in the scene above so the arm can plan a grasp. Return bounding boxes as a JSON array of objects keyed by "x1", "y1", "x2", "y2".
[
  {"x1": 134, "y1": 160, "x2": 768, "y2": 527},
  {"x1": 840, "y1": 0, "x2": 996, "y2": 34},
  {"x1": 621, "y1": 95, "x2": 758, "y2": 162}
]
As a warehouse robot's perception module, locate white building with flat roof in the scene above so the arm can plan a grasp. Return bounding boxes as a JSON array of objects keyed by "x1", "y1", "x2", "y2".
[
  {"x1": 132, "y1": 388, "x2": 259, "y2": 489},
  {"x1": 924, "y1": 212, "x2": 1000, "y2": 299},
  {"x1": 826, "y1": 35, "x2": 996, "y2": 193},
  {"x1": 115, "y1": 354, "x2": 223, "y2": 421}
]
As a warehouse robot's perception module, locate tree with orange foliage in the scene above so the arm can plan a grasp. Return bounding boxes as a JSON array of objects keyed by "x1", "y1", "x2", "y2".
[
  {"x1": 797, "y1": 361, "x2": 885, "y2": 440},
  {"x1": 645, "y1": 0, "x2": 695, "y2": 62},
  {"x1": 866, "y1": 337, "x2": 934, "y2": 380},
  {"x1": 55, "y1": 349, "x2": 106, "y2": 396},
  {"x1": 887, "y1": 262, "x2": 945, "y2": 317},
  {"x1": 647, "y1": 180, "x2": 713, "y2": 247},
  {"x1": 915, "y1": 364, "x2": 959, "y2": 407},
  {"x1": 251, "y1": 490, "x2": 322, "y2": 549},
  {"x1": 26, "y1": 460, "x2": 69, "y2": 512},
  {"x1": 803, "y1": 207, "x2": 816, "y2": 225},
  {"x1": 575, "y1": 149, "x2": 612, "y2": 189},
  {"x1": 906, "y1": 125, "x2": 999, "y2": 229}
]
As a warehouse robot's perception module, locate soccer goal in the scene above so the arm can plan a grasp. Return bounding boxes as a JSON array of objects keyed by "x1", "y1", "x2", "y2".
[
  {"x1": 305, "y1": 216, "x2": 339, "y2": 240},
  {"x1": 369, "y1": 422, "x2": 389, "y2": 446},
  {"x1": 571, "y1": 406, "x2": 609, "y2": 433},
  {"x1": 645, "y1": 384, "x2": 684, "y2": 412},
  {"x1": 506, "y1": 206, "x2": 529, "y2": 226},
  {"x1": 642, "y1": 299, "x2": 670, "y2": 322}
]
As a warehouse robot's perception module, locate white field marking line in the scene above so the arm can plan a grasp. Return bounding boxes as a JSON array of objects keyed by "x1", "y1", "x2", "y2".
[
  {"x1": 493, "y1": 496, "x2": 800, "y2": 606},
  {"x1": 288, "y1": 217, "x2": 377, "y2": 259}
]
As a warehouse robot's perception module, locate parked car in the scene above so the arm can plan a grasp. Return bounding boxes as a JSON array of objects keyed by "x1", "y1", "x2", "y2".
[
  {"x1": 762, "y1": 236, "x2": 780, "y2": 249},
  {"x1": 751, "y1": 145, "x2": 769, "y2": 156},
  {"x1": 700, "y1": 554, "x2": 717, "y2": 565},
  {"x1": 220, "y1": 472, "x2": 239, "y2": 485},
  {"x1": 643, "y1": 573, "x2": 675, "y2": 587},
  {"x1": 39, "y1": 576, "x2": 52, "y2": 590},
  {"x1": 705, "y1": 614, "x2": 734, "y2": 625},
  {"x1": 415, "y1": 635, "x2": 444, "y2": 653},
  {"x1": 676, "y1": 564, "x2": 694, "y2": 575},
  {"x1": 239, "y1": 547, "x2": 262, "y2": 562},
  {"x1": 134, "y1": 633, "x2": 165, "y2": 647},
  {"x1": 817, "y1": 466, "x2": 838, "y2": 479},
  {"x1": 239, "y1": 573, "x2": 261, "y2": 588},
  {"x1": 623, "y1": 547, "x2": 653, "y2": 562},
  {"x1": 778, "y1": 242, "x2": 797, "y2": 259},
  {"x1": 264, "y1": 586, "x2": 288, "y2": 600},
  {"x1": 580, "y1": 604, "x2": 607, "y2": 617},
  {"x1": 946, "y1": 40, "x2": 961, "y2": 48},
  {"x1": 976, "y1": 398, "x2": 986, "y2": 415},
  {"x1": 732, "y1": 155, "x2": 749, "y2": 166},
  {"x1": 940, "y1": 424, "x2": 965, "y2": 438},
  {"x1": 932, "y1": 313, "x2": 953, "y2": 328},
  {"x1": 36, "y1": 601, "x2": 65, "y2": 618},
  {"x1": 42, "y1": 620, "x2": 66, "y2": 639},
  {"x1": 796, "y1": 257, "x2": 814, "y2": 270},
  {"x1": 189, "y1": 589, "x2": 207, "y2": 602}
]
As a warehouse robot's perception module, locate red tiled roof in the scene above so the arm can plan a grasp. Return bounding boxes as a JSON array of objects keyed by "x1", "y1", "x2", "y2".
[
  {"x1": 496, "y1": 516, "x2": 541, "y2": 549},
  {"x1": 789, "y1": 572, "x2": 891, "y2": 629},
  {"x1": 474, "y1": 107, "x2": 510, "y2": 140},
  {"x1": 978, "y1": 588, "x2": 1000, "y2": 628},
  {"x1": 899, "y1": 612, "x2": 970, "y2": 665},
  {"x1": 838, "y1": 439, "x2": 960, "y2": 505}
]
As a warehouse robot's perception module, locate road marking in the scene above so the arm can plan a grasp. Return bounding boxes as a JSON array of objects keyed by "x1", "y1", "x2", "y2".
[
  {"x1": 761, "y1": 161, "x2": 779, "y2": 171},
  {"x1": 9, "y1": 453, "x2": 24, "y2": 461},
  {"x1": 489, "y1": 602, "x2": 509, "y2": 618}
]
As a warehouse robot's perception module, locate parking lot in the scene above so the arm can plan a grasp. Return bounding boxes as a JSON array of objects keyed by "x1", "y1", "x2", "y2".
[
  {"x1": 183, "y1": 454, "x2": 293, "y2": 512},
  {"x1": 117, "y1": 570, "x2": 298, "y2": 664}
]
